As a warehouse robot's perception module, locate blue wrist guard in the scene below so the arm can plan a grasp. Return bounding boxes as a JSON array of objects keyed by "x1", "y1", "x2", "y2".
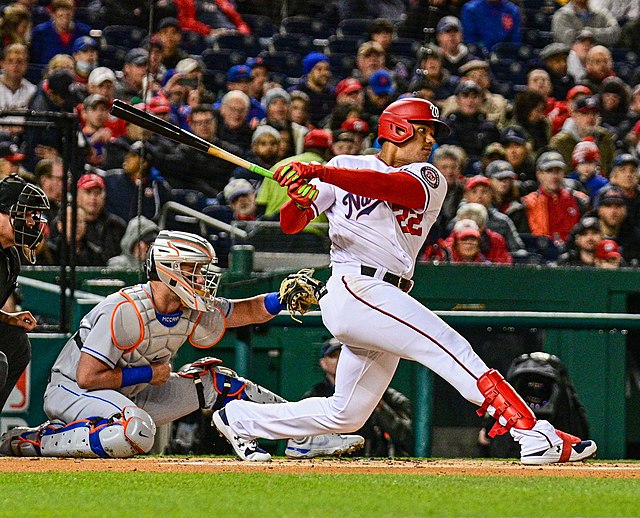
[
  {"x1": 121, "y1": 366, "x2": 153, "y2": 387},
  {"x1": 264, "y1": 292, "x2": 285, "y2": 315}
]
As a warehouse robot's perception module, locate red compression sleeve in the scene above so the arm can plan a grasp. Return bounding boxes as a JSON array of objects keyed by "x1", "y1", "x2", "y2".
[
  {"x1": 279, "y1": 200, "x2": 315, "y2": 234},
  {"x1": 321, "y1": 167, "x2": 426, "y2": 209}
]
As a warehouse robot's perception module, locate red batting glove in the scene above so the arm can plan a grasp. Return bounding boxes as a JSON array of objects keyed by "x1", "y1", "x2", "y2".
[
  {"x1": 288, "y1": 180, "x2": 319, "y2": 210},
  {"x1": 273, "y1": 162, "x2": 326, "y2": 187}
]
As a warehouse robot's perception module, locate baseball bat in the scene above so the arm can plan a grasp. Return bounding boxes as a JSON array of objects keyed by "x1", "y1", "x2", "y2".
[{"x1": 110, "y1": 99, "x2": 274, "y2": 179}]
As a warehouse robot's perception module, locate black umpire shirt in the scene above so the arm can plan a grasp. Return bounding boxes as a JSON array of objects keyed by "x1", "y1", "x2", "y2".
[{"x1": 0, "y1": 245, "x2": 20, "y2": 308}]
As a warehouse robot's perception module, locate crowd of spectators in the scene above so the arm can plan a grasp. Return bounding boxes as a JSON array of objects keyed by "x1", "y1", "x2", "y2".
[{"x1": 1, "y1": 0, "x2": 640, "y2": 269}]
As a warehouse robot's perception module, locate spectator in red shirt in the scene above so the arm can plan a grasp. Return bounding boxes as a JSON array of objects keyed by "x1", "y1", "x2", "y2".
[
  {"x1": 447, "y1": 219, "x2": 490, "y2": 264},
  {"x1": 522, "y1": 151, "x2": 585, "y2": 245}
]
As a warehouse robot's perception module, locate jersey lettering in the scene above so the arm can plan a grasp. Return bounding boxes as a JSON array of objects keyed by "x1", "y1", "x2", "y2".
[
  {"x1": 392, "y1": 204, "x2": 424, "y2": 236},
  {"x1": 342, "y1": 193, "x2": 383, "y2": 220}
]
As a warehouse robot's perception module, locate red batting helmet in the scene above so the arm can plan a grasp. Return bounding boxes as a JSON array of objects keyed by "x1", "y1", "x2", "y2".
[{"x1": 377, "y1": 97, "x2": 450, "y2": 144}]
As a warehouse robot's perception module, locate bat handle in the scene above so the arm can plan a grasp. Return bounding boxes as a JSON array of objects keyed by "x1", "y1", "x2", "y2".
[{"x1": 248, "y1": 163, "x2": 273, "y2": 179}]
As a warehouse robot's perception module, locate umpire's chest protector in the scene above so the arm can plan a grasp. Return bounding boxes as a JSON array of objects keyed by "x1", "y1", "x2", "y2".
[{"x1": 110, "y1": 285, "x2": 226, "y2": 368}]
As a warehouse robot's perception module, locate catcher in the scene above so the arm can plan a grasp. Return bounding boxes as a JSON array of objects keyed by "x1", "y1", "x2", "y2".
[{"x1": 0, "y1": 230, "x2": 363, "y2": 460}]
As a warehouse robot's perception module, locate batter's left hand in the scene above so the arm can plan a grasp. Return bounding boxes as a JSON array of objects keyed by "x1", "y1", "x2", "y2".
[
  {"x1": 287, "y1": 180, "x2": 319, "y2": 209},
  {"x1": 273, "y1": 162, "x2": 326, "y2": 186},
  {"x1": 4, "y1": 311, "x2": 37, "y2": 331}
]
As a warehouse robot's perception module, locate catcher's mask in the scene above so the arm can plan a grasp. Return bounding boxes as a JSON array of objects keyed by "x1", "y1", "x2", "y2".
[
  {"x1": 146, "y1": 230, "x2": 222, "y2": 311},
  {"x1": 0, "y1": 174, "x2": 50, "y2": 264}
]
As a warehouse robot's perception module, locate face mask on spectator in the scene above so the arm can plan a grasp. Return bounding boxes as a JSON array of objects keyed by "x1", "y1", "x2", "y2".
[{"x1": 76, "y1": 60, "x2": 96, "y2": 76}]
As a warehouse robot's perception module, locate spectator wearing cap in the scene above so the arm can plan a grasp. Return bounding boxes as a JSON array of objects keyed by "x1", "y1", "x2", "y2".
[
  {"x1": 429, "y1": 145, "x2": 467, "y2": 240},
  {"x1": 551, "y1": 0, "x2": 621, "y2": 47},
  {"x1": 596, "y1": 154, "x2": 640, "y2": 227},
  {"x1": 246, "y1": 57, "x2": 269, "y2": 106},
  {"x1": 616, "y1": 85, "x2": 640, "y2": 153},
  {"x1": 76, "y1": 173, "x2": 127, "y2": 263},
  {"x1": 231, "y1": 125, "x2": 281, "y2": 188},
  {"x1": 486, "y1": 160, "x2": 529, "y2": 234},
  {"x1": 341, "y1": 118, "x2": 371, "y2": 153},
  {"x1": 557, "y1": 216, "x2": 602, "y2": 266},
  {"x1": 368, "y1": 18, "x2": 409, "y2": 86},
  {"x1": 440, "y1": 60, "x2": 508, "y2": 127},
  {"x1": 568, "y1": 29, "x2": 596, "y2": 83},
  {"x1": 172, "y1": 57, "x2": 215, "y2": 107},
  {"x1": 335, "y1": 78, "x2": 364, "y2": 110},
  {"x1": 158, "y1": 104, "x2": 243, "y2": 198},
  {"x1": 548, "y1": 84, "x2": 593, "y2": 136},
  {"x1": 154, "y1": 17, "x2": 188, "y2": 70},
  {"x1": 435, "y1": 15, "x2": 480, "y2": 76},
  {"x1": 567, "y1": 137, "x2": 608, "y2": 202},
  {"x1": 302, "y1": 336, "x2": 413, "y2": 457},
  {"x1": 501, "y1": 125, "x2": 537, "y2": 185},
  {"x1": 103, "y1": 140, "x2": 172, "y2": 223},
  {"x1": 352, "y1": 41, "x2": 388, "y2": 85},
  {"x1": 411, "y1": 44, "x2": 457, "y2": 102},
  {"x1": 47, "y1": 204, "x2": 103, "y2": 266},
  {"x1": 0, "y1": 44, "x2": 36, "y2": 138},
  {"x1": 0, "y1": 141, "x2": 28, "y2": 181},
  {"x1": 217, "y1": 90, "x2": 253, "y2": 154},
  {"x1": 257, "y1": 129, "x2": 333, "y2": 220},
  {"x1": 107, "y1": 216, "x2": 160, "y2": 270},
  {"x1": 550, "y1": 94, "x2": 616, "y2": 176},
  {"x1": 215, "y1": 64, "x2": 265, "y2": 125},
  {"x1": 580, "y1": 45, "x2": 615, "y2": 94},
  {"x1": 441, "y1": 80, "x2": 501, "y2": 175},
  {"x1": 223, "y1": 178, "x2": 259, "y2": 221},
  {"x1": 538, "y1": 43, "x2": 575, "y2": 100},
  {"x1": 325, "y1": 102, "x2": 362, "y2": 135},
  {"x1": 592, "y1": 186, "x2": 640, "y2": 264},
  {"x1": 24, "y1": 68, "x2": 78, "y2": 171},
  {"x1": 459, "y1": 175, "x2": 525, "y2": 254},
  {"x1": 440, "y1": 202, "x2": 513, "y2": 265},
  {"x1": 172, "y1": 0, "x2": 251, "y2": 40},
  {"x1": 461, "y1": 0, "x2": 522, "y2": 52},
  {"x1": 81, "y1": 94, "x2": 112, "y2": 166},
  {"x1": 511, "y1": 89, "x2": 551, "y2": 153},
  {"x1": 261, "y1": 88, "x2": 307, "y2": 155},
  {"x1": 71, "y1": 36, "x2": 99, "y2": 84},
  {"x1": 363, "y1": 69, "x2": 397, "y2": 134},
  {"x1": 598, "y1": 76, "x2": 630, "y2": 143},
  {"x1": 329, "y1": 130, "x2": 358, "y2": 157},
  {"x1": 594, "y1": 239, "x2": 623, "y2": 268},
  {"x1": 29, "y1": 0, "x2": 91, "y2": 66},
  {"x1": 289, "y1": 52, "x2": 335, "y2": 128},
  {"x1": 446, "y1": 219, "x2": 490, "y2": 263},
  {"x1": 480, "y1": 142, "x2": 506, "y2": 176},
  {"x1": 115, "y1": 48, "x2": 150, "y2": 103},
  {"x1": 521, "y1": 151, "x2": 587, "y2": 245},
  {"x1": 289, "y1": 90, "x2": 311, "y2": 128}
]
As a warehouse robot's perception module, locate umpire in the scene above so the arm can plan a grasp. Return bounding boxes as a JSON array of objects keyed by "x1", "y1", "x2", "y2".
[{"x1": 0, "y1": 174, "x2": 49, "y2": 411}]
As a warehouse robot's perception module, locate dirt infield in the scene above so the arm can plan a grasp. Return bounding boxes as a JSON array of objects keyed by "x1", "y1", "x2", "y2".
[{"x1": 0, "y1": 457, "x2": 638, "y2": 478}]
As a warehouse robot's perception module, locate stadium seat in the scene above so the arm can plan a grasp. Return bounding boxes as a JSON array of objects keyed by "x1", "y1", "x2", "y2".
[
  {"x1": 336, "y1": 18, "x2": 371, "y2": 38},
  {"x1": 524, "y1": 29, "x2": 554, "y2": 49},
  {"x1": 523, "y1": 9, "x2": 552, "y2": 31},
  {"x1": 327, "y1": 35, "x2": 364, "y2": 55},
  {"x1": 257, "y1": 50, "x2": 302, "y2": 77},
  {"x1": 99, "y1": 45, "x2": 128, "y2": 71},
  {"x1": 611, "y1": 48, "x2": 639, "y2": 66},
  {"x1": 211, "y1": 33, "x2": 263, "y2": 57},
  {"x1": 202, "y1": 204, "x2": 234, "y2": 268},
  {"x1": 203, "y1": 70, "x2": 228, "y2": 97},
  {"x1": 201, "y1": 48, "x2": 247, "y2": 72},
  {"x1": 280, "y1": 16, "x2": 332, "y2": 39},
  {"x1": 102, "y1": 25, "x2": 148, "y2": 49},
  {"x1": 491, "y1": 42, "x2": 533, "y2": 62},
  {"x1": 270, "y1": 33, "x2": 316, "y2": 55},
  {"x1": 25, "y1": 63, "x2": 45, "y2": 85},
  {"x1": 327, "y1": 52, "x2": 357, "y2": 79},
  {"x1": 181, "y1": 31, "x2": 208, "y2": 55},
  {"x1": 242, "y1": 13, "x2": 278, "y2": 38},
  {"x1": 165, "y1": 189, "x2": 208, "y2": 234},
  {"x1": 490, "y1": 59, "x2": 527, "y2": 86},
  {"x1": 390, "y1": 38, "x2": 422, "y2": 59}
]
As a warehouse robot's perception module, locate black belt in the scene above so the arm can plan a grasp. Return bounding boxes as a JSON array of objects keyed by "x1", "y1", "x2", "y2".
[{"x1": 360, "y1": 266, "x2": 414, "y2": 293}]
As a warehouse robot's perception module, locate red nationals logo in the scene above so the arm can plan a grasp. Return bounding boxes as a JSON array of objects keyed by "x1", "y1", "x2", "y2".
[{"x1": 502, "y1": 14, "x2": 514, "y2": 31}]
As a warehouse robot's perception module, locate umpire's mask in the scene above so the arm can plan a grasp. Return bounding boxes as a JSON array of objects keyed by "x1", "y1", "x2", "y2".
[{"x1": 0, "y1": 174, "x2": 50, "y2": 264}]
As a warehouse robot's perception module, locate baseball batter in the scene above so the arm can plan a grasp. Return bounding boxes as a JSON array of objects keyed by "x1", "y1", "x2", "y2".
[
  {"x1": 0, "y1": 230, "x2": 363, "y2": 460},
  {"x1": 213, "y1": 98, "x2": 597, "y2": 464}
]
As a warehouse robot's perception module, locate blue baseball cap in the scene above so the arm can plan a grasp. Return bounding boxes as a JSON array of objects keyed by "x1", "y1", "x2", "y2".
[
  {"x1": 72, "y1": 36, "x2": 98, "y2": 54},
  {"x1": 368, "y1": 69, "x2": 395, "y2": 96},
  {"x1": 302, "y1": 52, "x2": 330, "y2": 75},
  {"x1": 227, "y1": 64, "x2": 252, "y2": 83}
]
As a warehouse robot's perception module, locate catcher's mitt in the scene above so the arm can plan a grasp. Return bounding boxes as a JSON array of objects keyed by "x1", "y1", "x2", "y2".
[{"x1": 278, "y1": 268, "x2": 325, "y2": 322}]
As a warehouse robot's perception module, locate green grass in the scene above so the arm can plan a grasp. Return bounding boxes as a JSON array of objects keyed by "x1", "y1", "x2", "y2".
[{"x1": 1, "y1": 472, "x2": 639, "y2": 518}]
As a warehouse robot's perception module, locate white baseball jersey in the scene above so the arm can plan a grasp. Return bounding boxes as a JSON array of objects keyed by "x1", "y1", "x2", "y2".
[{"x1": 310, "y1": 154, "x2": 447, "y2": 278}]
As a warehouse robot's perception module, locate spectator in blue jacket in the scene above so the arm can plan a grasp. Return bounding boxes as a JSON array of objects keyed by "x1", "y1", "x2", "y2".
[
  {"x1": 461, "y1": 0, "x2": 522, "y2": 53},
  {"x1": 30, "y1": 0, "x2": 91, "y2": 66}
]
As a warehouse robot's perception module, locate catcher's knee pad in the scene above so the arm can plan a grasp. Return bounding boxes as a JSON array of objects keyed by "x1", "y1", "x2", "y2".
[
  {"x1": 36, "y1": 406, "x2": 156, "y2": 458},
  {"x1": 476, "y1": 369, "x2": 536, "y2": 437}
]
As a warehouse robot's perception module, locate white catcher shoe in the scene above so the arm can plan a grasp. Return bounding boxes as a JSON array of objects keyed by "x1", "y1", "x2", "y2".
[
  {"x1": 212, "y1": 408, "x2": 271, "y2": 462},
  {"x1": 285, "y1": 434, "x2": 365, "y2": 459}
]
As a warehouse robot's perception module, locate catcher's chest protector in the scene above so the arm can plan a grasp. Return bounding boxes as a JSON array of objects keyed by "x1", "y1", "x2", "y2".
[{"x1": 111, "y1": 285, "x2": 218, "y2": 369}]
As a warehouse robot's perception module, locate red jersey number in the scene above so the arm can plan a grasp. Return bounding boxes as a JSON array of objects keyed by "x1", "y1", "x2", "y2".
[{"x1": 393, "y1": 206, "x2": 423, "y2": 236}]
